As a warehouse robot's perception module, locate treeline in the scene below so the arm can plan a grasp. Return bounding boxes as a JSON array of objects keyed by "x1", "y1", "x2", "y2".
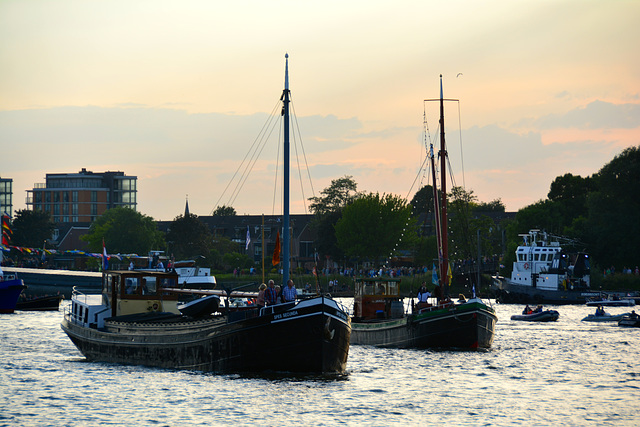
[{"x1": 4, "y1": 146, "x2": 639, "y2": 274}]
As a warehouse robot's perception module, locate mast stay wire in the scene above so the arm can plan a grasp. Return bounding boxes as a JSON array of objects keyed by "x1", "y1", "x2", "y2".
[{"x1": 212, "y1": 99, "x2": 282, "y2": 214}]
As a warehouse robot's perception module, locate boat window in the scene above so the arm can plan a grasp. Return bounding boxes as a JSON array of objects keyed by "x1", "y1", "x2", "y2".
[
  {"x1": 387, "y1": 282, "x2": 398, "y2": 296},
  {"x1": 159, "y1": 277, "x2": 177, "y2": 295},
  {"x1": 534, "y1": 254, "x2": 540, "y2": 261},
  {"x1": 364, "y1": 283, "x2": 374, "y2": 295},
  {"x1": 142, "y1": 276, "x2": 157, "y2": 295},
  {"x1": 125, "y1": 277, "x2": 140, "y2": 295}
]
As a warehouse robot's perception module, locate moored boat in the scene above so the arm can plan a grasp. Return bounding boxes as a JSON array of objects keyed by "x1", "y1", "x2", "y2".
[
  {"x1": 60, "y1": 55, "x2": 351, "y2": 374},
  {"x1": 586, "y1": 297, "x2": 635, "y2": 307},
  {"x1": 350, "y1": 76, "x2": 497, "y2": 350},
  {"x1": 492, "y1": 230, "x2": 592, "y2": 305},
  {"x1": 16, "y1": 294, "x2": 63, "y2": 311},
  {"x1": 350, "y1": 277, "x2": 496, "y2": 349},
  {"x1": 0, "y1": 271, "x2": 26, "y2": 314}
]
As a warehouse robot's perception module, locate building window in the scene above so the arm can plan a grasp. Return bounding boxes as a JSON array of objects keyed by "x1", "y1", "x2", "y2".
[
  {"x1": 72, "y1": 191, "x2": 78, "y2": 202},
  {"x1": 91, "y1": 204, "x2": 97, "y2": 215},
  {"x1": 91, "y1": 191, "x2": 97, "y2": 202},
  {"x1": 45, "y1": 192, "x2": 51, "y2": 202},
  {"x1": 72, "y1": 204, "x2": 78, "y2": 215}
]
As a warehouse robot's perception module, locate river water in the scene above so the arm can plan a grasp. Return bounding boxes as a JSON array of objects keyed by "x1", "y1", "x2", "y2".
[{"x1": 1, "y1": 300, "x2": 639, "y2": 426}]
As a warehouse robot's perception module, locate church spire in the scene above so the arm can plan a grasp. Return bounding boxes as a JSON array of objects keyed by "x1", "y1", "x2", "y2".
[{"x1": 184, "y1": 195, "x2": 190, "y2": 216}]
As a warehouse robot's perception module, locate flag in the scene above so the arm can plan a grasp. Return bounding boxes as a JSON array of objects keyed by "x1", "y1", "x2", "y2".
[
  {"x1": 431, "y1": 263, "x2": 438, "y2": 285},
  {"x1": 102, "y1": 239, "x2": 109, "y2": 271},
  {"x1": 312, "y1": 266, "x2": 317, "y2": 277},
  {"x1": 447, "y1": 262, "x2": 453, "y2": 286},
  {"x1": 472, "y1": 284, "x2": 476, "y2": 298},
  {"x1": 272, "y1": 231, "x2": 281, "y2": 266},
  {"x1": 245, "y1": 225, "x2": 251, "y2": 250},
  {"x1": 1, "y1": 214, "x2": 12, "y2": 246}
]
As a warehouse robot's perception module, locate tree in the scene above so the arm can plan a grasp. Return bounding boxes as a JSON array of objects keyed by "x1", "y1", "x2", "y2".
[
  {"x1": 82, "y1": 207, "x2": 163, "y2": 254},
  {"x1": 474, "y1": 199, "x2": 506, "y2": 213},
  {"x1": 212, "y1": 205, "x2": 237, "y2": 216},
  {"x1": 335, "y1": 192, "x2": 415, "y2": 263},
  {"x1": 166, "y1": 213, "x2": 213, "y2": 260},
  {"x1": 585, "y1": 146, "x2": 640, "y2": 268},
  {"x1": 308, "y1": 175, "x2": 360, "y2": 261},
  {"x1": 308, "y1": 175, "x2": 359, "y2": 215},
  {"x1": 11, "y1": 209, "x2": 55, "y2": 248},
  {"x1": 409, "y1": 185, "x2": 437, "y2": 217}
]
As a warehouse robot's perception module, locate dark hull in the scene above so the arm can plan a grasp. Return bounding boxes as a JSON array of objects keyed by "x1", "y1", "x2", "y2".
[
  {"x1": 61, "y1": 296, "x2": 351, "y2": 374},
  {"x1": 16, "y1": 295, "x2": 63, "y2": 311},
  {"x1": 618, "y1": 316, "x2": 640, "y2": 328},
  {"x1": 511, "y1": 310, "x2": 559, "y2": 322},
  {"x1": 2, "y1": 267, "x2": 102, "y2": 298},
  {"x1": 351, "y1": 301, "x2": 496, "y2": 349},
  {"x1": 0, "y1": 279, "x2": 26, "y2": 314},
  {"x1": 494, "y1": 280, "x2": 595, "y2": 305}
]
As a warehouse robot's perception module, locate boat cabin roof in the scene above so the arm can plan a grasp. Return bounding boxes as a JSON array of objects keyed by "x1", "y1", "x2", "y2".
[
  {"x1": 102, "y1": 270, "x2": 180, "y2": 301},
  {"x1": 354, "y1": 277, "x2": 401, "y2": 298}
]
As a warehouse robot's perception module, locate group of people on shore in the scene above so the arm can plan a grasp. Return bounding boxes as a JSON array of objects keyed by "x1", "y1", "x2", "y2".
[{"x1": 256, "y1": 279, "x2": 298, "y2": 309}]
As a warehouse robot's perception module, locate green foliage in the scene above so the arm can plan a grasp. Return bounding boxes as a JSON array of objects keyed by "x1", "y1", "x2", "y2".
[
  {"x1": 165, "y1": 213, "x2": 213, "y2": 260},
  {"x1": 585, "y1": 146, "x2": 640, "y2": 268},
  {"x1": 474, "y1": 199, "x2": 506, "y2": 213},
  {"x1": 212, "y1": 205, "x2": 237, "y2": 216},
  {"x1": 308, "y1": 175, "x2": 359, "y2": 260},
  {"x1": 222, "y1": 252, "x2": 253, "y2": 270},
  {"x1": 409, "y1": 185, "x2": 438, "y2": 217},
  {"x1": 11, "y1": 209, "x2": 55, "y2": 248},
  {"x1": 82, "y1": 207, "x2": 162, "y2": 254},
  {"x1": 335, "y1": 192, "x2": 415, "y2": 262},
  {"x1": 308, "y1": 175, "x2": 359, "y2": 216}
]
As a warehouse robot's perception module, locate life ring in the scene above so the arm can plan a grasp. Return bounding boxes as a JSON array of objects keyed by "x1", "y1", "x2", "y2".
[
  {"x1": 523, "y1": 262, "x2": 530, "y2": 270},
  {"x1": 152, "y1": 303, "x2": 159, "y2": 311}
]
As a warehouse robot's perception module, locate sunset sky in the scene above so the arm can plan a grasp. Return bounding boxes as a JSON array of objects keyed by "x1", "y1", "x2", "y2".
[{"x1": 1, "y1": 0, "x2": 638, "y2": 221}]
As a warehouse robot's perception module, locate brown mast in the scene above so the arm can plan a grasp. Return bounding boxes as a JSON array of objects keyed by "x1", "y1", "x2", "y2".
[{"x1": 438, "y1": 75, "x2": 449, "y2": 298}]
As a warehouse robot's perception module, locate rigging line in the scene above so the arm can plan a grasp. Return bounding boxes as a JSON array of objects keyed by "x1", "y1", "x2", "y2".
[
  {"x1": 456, "y1": 100, "x2": 466, "y2": 189},
  {"x1": 212, "y1": 99, "x2": 282, "y2": 214},
  {"x1": 290, "y1": 98, "x2": 316, "y2": 204},
  {"x1": 227, "y1": 110, "x2": 281, "y2": 207},
  {"x1": 228, "y1": 115, "x2": 281, "y2": 207},
  {"x1": 289, "y1": 99, "x2": 309, "y2": 213},
  {"x1": 272, "y1": 114, "x2": 283, "y2": 216}
]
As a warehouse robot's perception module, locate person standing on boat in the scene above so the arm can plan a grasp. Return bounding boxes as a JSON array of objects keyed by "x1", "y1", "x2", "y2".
[
  {"x1": 417, "y1": 283, "x2": 431, "y2": 304},
  {"x1": 265, "y1": 280, "x2": 278, "y2": 306},
  {"x1": 256, "y1": 283, "x2": 267, "y2": 309},
  {"x1": 283, "y1": 279, "x2": 298, "y2": 302}
]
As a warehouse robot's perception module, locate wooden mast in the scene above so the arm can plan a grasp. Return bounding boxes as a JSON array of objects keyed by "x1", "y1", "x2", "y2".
[
  {"x1": 438, "y1": 75, "x2": 449, "y2": 298},
  {"x1": 281, "y1": 53, "x2": 291, "y2": 287}
]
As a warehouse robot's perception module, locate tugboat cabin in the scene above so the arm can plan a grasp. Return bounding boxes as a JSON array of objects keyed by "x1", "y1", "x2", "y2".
[
  {"x1": 352, "y1": 277, "x2": 404, "y2": 321},
  {"x1": 68, "y1": 270, "x2": 181, "y2": 329}
]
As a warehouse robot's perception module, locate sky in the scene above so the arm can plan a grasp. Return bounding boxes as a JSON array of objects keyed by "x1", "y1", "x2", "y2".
[{"x1": 1, "y1": 0, "x2": 639, "y2": 221}]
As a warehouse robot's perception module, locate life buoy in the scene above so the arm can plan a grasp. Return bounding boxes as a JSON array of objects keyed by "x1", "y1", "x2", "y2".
[
  {"x1": 152, "y1": 303, "x2": 159, "y2": 310},
  {"x1": 523, "y1": 262, "x2": 530, "y2": 270}
]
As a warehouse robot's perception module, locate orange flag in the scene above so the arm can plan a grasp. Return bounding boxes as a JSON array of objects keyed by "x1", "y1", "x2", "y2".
[{"x1": 272, "y1": 231, "x2": 281, "y2": 266}]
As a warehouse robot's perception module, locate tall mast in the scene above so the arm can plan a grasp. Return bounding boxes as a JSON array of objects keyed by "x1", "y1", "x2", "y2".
[
  {"x1": 438, "y1": 74, "x2": 449, "y2": 296},
  {"x1": 282, "y1": 53, "x2": 291, "y2": 286}
]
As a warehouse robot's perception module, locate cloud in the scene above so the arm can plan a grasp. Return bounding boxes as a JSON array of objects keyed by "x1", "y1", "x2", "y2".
[{"x1": 521, "y1": 100, "x2": 640, "y2": 130}]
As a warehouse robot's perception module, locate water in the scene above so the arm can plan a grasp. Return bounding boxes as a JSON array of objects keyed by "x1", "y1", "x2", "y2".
[{"x1": 1, "y1": 301, "x2": 639, "y2": 426}]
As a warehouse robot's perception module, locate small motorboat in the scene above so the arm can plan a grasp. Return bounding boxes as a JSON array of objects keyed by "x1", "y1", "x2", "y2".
[
  {"x1": 511, "y1": 309, "x2": 559, "y2": 322},
  {"x1": 618, "y1": 313, "x2": 640, "y2": 328},
  {"x1": 177, "y1": 294, "x2": 221, "y2": 318},
  {"x1": 581, "y1": 312, "x2": 628, "y2": 322},
  {"x1": 586, "y1": 297, "x2": 635, "y2": 307},
  {"x1": 16, "y1": 295, "x2": 63, "y2": 311}
]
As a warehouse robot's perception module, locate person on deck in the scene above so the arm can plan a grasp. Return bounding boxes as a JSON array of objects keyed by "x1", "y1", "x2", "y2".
[
  {"x1": 523, "y1": 305, "x2": 532, "y2": 315},
  {"x1": 417, "y1": 283, "x2": 431, "y2": 304},
  {"x1": 283, "y1": 279, "x2": 298, "y2": 302},
  {"x1": 256, "y1": 283, "x2": 267, "y2": 309},
  {"x1": 265, "y1": 280, "x2": 278, "y2": 306},
  {"x1": 595, "y1": 305, "x2": 606, "y2": 316}
]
